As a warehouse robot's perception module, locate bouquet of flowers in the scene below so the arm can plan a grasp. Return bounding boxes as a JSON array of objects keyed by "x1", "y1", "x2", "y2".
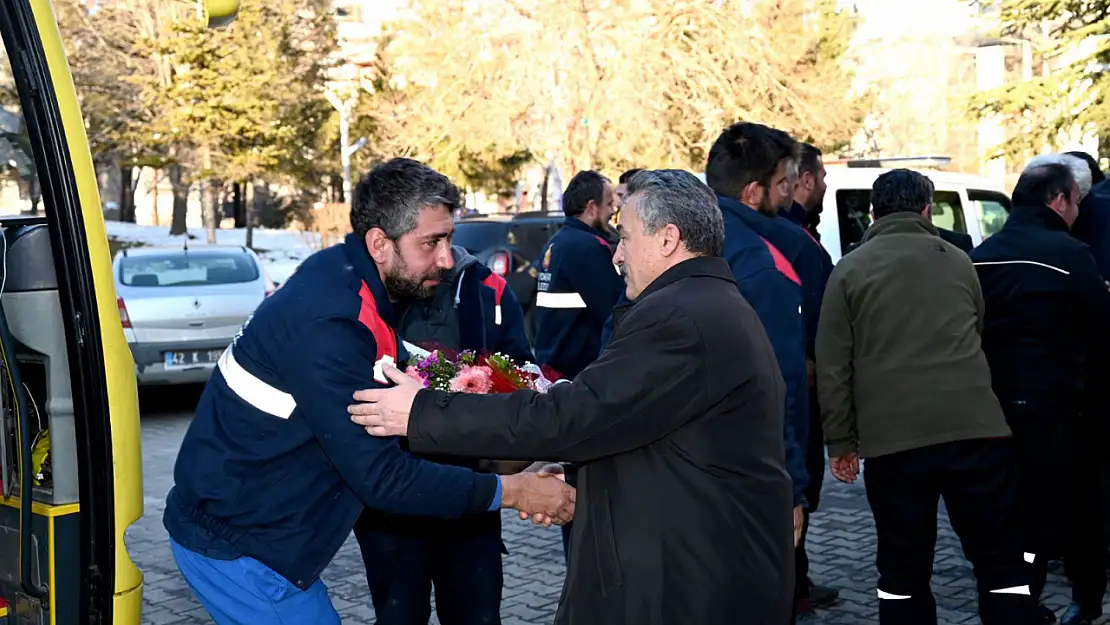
[{"x1": 400, "y1": 347, "x2": 565, "y2": 394}]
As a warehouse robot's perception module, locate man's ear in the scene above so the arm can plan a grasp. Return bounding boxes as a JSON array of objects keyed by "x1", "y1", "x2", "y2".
[
  {"x1": 365, "y1": 228, "x2": 394, "y2": 264},
  {"x1": 740, "y1": 181, "x2": 763, "y2": 207},
  {"x1": 660, "y1": 223, "x2": 683, "y2": 256}
]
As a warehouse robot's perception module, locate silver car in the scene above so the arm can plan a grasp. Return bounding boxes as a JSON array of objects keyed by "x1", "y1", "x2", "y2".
[{"x1": 113, "y1": 244, "x2": 273, "y2": 385}]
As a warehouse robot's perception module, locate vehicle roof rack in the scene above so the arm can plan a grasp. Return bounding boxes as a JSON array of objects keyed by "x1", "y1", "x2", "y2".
[{"x1": 826, "y1": 156, "x2": 953, "y2": 169}]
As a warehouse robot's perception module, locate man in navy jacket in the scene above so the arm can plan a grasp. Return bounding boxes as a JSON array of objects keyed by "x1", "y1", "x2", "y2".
[
  {"x1": 353, "y1": 244, "x2": 534, "y2": 625},
  {"x1": 533, "y1": 170, "x2": 625, "y2": 380},
  {"x1": 163, "y1": 158, "x2": 573, "y2": 624},
  {"x1": 705, "y1": 122, "x2": 811, "y2": 547}
]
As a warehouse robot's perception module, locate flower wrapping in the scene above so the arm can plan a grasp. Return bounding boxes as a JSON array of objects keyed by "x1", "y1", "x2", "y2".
[{"x1": 402, "y1": 346, "x2": 564, "y2": 394}]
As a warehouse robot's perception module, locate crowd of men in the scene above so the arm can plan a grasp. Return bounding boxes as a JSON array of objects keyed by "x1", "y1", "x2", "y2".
[
  {"x1": 528, "y1": 135, "x2": 1110, "y2": 625},
  {"x1": 160, "y1": 115, "x2": 1110, "y2": 625}
]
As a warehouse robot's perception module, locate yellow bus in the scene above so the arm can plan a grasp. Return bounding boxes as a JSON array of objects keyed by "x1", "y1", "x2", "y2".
[{"x1": 0, "y1": 2, "x2": 237, "y2": 623}]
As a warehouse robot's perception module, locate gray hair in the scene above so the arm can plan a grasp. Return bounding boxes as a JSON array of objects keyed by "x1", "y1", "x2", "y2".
[
  {"x1": 625, "y1": 169, "x2": 724, "y2": 256},
  {"x1": 1026, "y1": 153, "x2": 1092, "y2": 200}
]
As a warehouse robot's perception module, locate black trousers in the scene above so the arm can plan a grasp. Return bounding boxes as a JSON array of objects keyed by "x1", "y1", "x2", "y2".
[
  {"x1": 353, "y1": 515, "x2": 504, "y2": 625},
  {"x1": 1002, "y1": 398, "x2": 1107, "y2": 611},
  {"x1": 864, "y1": 438, "x2": 1034, "y2": 625},
  {"x1": 794, "y1": 391, "x2": 827, "y2": 608}
]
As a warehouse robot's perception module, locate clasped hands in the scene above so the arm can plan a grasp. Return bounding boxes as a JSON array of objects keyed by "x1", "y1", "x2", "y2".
[{"x1": 348, "y1": 365, "x2": 576, "y2": 527}]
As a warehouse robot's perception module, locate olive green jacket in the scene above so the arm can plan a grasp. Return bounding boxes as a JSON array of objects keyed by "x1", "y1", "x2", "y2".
[{"x1": 815, "y1": 213, "x2": 1010, "y2": 458}]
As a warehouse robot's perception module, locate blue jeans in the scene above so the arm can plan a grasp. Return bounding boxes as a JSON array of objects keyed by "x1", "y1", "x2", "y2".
[{"x1": 169, "y1": 538, "x2": 341, "y2": 625}]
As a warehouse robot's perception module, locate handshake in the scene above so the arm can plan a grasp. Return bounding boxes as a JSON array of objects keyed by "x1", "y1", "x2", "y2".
[{"x1": 499, "y1": 466, "x2": 575, "y2": 527}]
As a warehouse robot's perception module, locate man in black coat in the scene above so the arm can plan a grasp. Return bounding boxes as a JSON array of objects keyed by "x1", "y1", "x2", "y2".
[
  {"x1": 970, "y1": 160, "x2": 1110, "y2": 625},
  {"x1": 348, "y1": 169, "x2": 796, "y2": 625}
]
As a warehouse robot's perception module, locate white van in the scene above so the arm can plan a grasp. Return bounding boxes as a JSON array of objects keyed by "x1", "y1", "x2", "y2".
[
  {"x1": 695, "y1": 161, "x2": 1012, "y2": 264},
  {"x1": 817, "y1": 165, "x2": 1011, "y2": 263}
]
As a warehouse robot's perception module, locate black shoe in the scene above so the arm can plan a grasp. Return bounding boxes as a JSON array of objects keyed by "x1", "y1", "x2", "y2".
[
  {"x1": 1038, "y1": 604, "x2": 1058, "y2": 625},
  {"x1": 808, "y1": 582, "x2": 840, "y2": 608},
  {"x1": 1060, "y1": 602, "x2": 1100, "y2": 625}
]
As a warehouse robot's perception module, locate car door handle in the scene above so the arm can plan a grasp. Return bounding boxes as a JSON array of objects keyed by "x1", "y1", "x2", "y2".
[{"x1": 188, "y1": 321, "x2": 205, "y2": 327}]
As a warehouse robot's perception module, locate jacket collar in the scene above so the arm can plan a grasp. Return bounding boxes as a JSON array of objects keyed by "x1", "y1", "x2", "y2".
[
  {"x1": 784, "y1": 201, "x2": 808, "y2": 227},
  {"x1": 563, "y1": 216, "x2": 611, "y2": 241},
  {"x1": 862, "y1": 212, "x2": 937, "y2": 242},
  {"x1": 622, "y1": 256, "x2": 735, "y2": 305},
  {"x1": 343, "y1": 233, "x2": 399, "y2": 327},
  {"x1": 717, "y1": 193, "x2": 805, "y2": 256},
  {"x1": 1007, "y1": 204, "x2": 1070, "y2": 232}
]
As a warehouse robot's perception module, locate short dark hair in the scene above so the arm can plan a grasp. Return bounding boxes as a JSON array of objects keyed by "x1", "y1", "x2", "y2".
[
  {"x1": 798, "y1": 144, "x2": 822, "y2": 176},
  {"x1": 705, "y1": 122, "x2": 800, "y2": 200},
  {"x1": 1012, "y1": 163, "x2": 1076, "y2": 207},
  {"x1": 562, "y1": 170, "x2": 609, "y2": 217},
  {"x1": 619, "y1": 168, "x2": 644, "y2": 184},
  {"x1": 871, "y1": 169, "x2": 934, "y2": 220},
  {"x1": 1066, "y1": 151, "x2": 1106, "y2": 185},
  {"x1": 351, "y1": 158, "x2": 461, "y2": 240}
]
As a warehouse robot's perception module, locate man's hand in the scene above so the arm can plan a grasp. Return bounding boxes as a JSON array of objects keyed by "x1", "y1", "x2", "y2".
[
  {"x1": 806, "y1": 358, "x2": 816, "y2": 389},
  {"x1": 793, "y1": 505, "x2": 804, "y2": 547},
  {"x1": 349, "y1": 365, "x2": 421, "y2": 436},
  {"x1": 500, "y1": 472, "x2": 575, "y2": 527},
  {"x1": 830, "y1": 453, "x2": 860, "y2": 484}
]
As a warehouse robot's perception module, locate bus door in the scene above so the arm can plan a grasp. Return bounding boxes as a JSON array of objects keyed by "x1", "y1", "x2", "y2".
[{"x1": 0, "y1": 1, "x2": 142, "y2": 624}]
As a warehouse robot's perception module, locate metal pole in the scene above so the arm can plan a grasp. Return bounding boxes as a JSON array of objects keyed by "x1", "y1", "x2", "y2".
[{"x1": 339, "y1": 104, "x2": 352, "y2": 204}]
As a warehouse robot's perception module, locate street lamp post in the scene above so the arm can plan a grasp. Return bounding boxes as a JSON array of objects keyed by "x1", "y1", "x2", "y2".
[{"x1": 325, "y1": 90, "x2": 365, "y2": 204}]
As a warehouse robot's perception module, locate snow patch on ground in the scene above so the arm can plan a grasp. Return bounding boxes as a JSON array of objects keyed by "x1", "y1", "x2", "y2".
[{"x1": 103, "y1": 221, "x2": 318, "y2": 284}]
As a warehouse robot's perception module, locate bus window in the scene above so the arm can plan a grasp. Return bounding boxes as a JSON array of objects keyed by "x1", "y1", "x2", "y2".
[
  {"x1": 968, "y1": 190, "x2": 1011, "y2": 239},
  {"x1": 0, "y1": 38, "x2": 39, "y2": 217}
]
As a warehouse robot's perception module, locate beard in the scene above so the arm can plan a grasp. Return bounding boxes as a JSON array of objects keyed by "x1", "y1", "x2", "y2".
[
  {"x1": 383, "y1": 254, "x2": 451, "y2": 302},
  {"x1": 759, "y1": 193, "x2": 780, "y2": 216}
]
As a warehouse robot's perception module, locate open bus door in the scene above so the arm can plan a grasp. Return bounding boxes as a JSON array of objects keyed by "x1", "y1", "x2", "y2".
[{"x1": 0, "y1": 1, "x2": 237, "y2": 624}]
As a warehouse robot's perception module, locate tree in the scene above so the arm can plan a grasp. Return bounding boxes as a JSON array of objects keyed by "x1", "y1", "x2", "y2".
[
  {"x1": 969, "y1": 0, "x2": 1110, "y2": 161},
  {"x1": 56, "y1": 0, "x2": 200, "y2": 225},
  {"x1": 134, "y1": 0, "x2": 337, "y2": 242},
  {"x1": 364, "y1": 0, "x2": 867, "y2": 179}
]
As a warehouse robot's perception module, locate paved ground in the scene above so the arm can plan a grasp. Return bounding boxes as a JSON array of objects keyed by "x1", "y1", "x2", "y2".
[{"x1": 129, "y1": 386, "x2": 1107, "y2": 625}]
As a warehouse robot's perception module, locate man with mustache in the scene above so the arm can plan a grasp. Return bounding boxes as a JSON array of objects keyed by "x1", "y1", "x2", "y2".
[{"x1": 163, "y1": 158, "x2": 574, "y2": 624}]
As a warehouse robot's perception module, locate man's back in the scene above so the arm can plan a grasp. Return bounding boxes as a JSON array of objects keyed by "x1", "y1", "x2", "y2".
[
  {"x1": 971, "y1": 205, "x2": 1108, "y2": 400},
  {"x1": 818, "y1": 213, "x2": 1008, "y2": 459},
  {"x1": 560, "y1": 258, "x2": 793, "y2": 625}
]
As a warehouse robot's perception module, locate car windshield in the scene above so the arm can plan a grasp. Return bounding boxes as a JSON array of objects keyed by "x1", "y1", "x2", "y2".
[
  {"x1": 118, "y1": 251, "x2": 259, "y2": 287},
  {"x1": 452, "y1": 222, "x2": 509, "y2": 252}
]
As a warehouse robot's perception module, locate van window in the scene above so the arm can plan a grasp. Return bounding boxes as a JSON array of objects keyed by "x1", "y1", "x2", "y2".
[
  {"x1": 930, "y1": 191, "x2": 966, "y2": 234},
  {"x1": 836, "y1": 190, "x2": 873, "y2": 255},
  {"x1": 0, "y1": 40, "x2": 39, "y2": 217},
  {"x1": 968, "y1": 190, "x2": 1011, "y2": 239},
  {"x1": 836, "y1": 187, "x2": 970, "y2": 255}
]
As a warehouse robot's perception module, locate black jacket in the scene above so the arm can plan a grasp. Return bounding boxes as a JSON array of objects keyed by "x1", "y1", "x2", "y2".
[
  {"x1": 406, "y1": 256, "x2": 794, "y2": 625},
  {"x1": 970, "y1": 205, "x2": 1110, "y2": 409}
]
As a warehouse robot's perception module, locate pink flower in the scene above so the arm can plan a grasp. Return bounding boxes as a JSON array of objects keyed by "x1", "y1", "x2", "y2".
[
  {"x1": 449, "y1": 365, "x2": 494, "y2": 394},
  {"x1": 405, "y1": 366, "x2": 428, "y2": 387}
]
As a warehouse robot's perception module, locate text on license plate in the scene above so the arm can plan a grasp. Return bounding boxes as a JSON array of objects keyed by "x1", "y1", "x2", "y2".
[{"x1": 164, "y1": 349, "x2": 223, "y2": 367}]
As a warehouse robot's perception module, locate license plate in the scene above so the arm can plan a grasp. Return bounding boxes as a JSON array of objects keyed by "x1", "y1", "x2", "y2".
[{"x1": 164, "y1": 349, "x2": 223, "y2": 368}]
